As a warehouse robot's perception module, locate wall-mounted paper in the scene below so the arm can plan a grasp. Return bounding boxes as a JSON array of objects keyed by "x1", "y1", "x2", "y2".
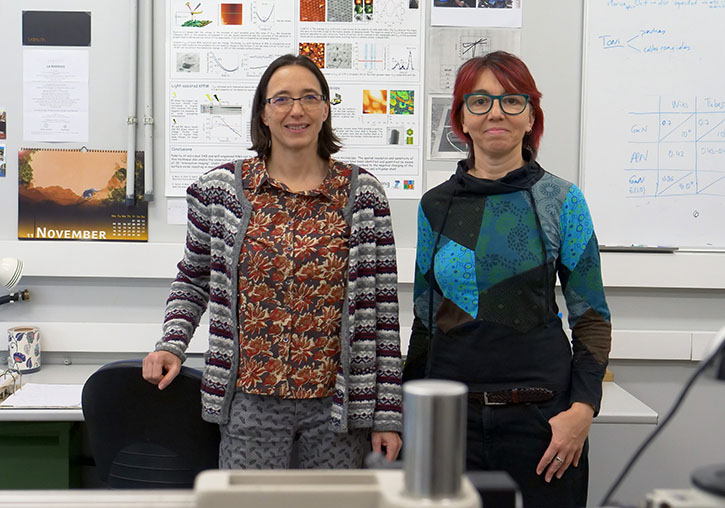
[
  {"x1": 431, "y1": 0, "x2": 522, "y2": 28},
  {"x1": 22, "y1": 10, "x2": 91, "y2": 47},
  {"x1": 23, "y1": 48, "x2": 89, "y2": 142},
  {"x1": 18, "y1": 149, "x2": 148, "y2": 242}
]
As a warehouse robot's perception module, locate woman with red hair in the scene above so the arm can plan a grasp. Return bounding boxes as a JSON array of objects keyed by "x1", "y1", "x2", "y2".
[{"x1": 403, "y1": 51, "x2": 611, "y2": 507}]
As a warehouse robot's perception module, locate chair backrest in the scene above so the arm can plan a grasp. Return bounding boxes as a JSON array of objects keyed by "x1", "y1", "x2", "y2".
[{"x1": 82, "y1": 359, "x2": 220, "y2": 489}]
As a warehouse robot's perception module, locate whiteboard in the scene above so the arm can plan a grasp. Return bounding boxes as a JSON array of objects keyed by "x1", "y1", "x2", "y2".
[{"x1": 581, "y1": 0, "x2": 725, "y2": 249}]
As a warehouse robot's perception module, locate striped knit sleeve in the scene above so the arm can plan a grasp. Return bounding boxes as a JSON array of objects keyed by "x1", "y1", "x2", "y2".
[
  {"x1": 365, "y1": 175, "x2": 403, "y2": 432},
  {"x1": 155, "y1": 178, "x2": 212, "y2": 362}
]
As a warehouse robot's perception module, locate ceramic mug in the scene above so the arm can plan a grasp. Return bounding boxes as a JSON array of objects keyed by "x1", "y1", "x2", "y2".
[{"x1": 8, "y1": 326, "x2": 41, "y2": 373}]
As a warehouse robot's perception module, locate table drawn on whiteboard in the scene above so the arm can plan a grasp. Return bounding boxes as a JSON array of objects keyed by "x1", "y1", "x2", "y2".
[
  {"x1": 624, "y1": 96, "x2": 725, "y2": 202},
  {"x1": 582, "y1": 0, "x2": 725, "y2": 248}
]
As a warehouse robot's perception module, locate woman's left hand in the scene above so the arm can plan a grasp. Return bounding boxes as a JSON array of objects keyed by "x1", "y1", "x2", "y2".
[
  {"x1": 536, "y1": 402, "x2": 594, "y2": 482},
  {"x1": 371, "y1": 431, "x2": 402, "y2": 462}
]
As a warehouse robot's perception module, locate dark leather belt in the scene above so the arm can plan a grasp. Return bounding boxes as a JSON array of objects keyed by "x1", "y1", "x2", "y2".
[{"x1": 468, "y1": 387, "x2": 554, "y2": 406}]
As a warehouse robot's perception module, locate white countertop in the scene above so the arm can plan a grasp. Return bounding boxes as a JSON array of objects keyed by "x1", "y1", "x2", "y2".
[
  {"x1": 597, "y1": 382, "x2": 657, "y2": 424},
  {"x1": 0, "y1": 364, "x2": 99, "y2": 421},
  {"x1": 0, "y1": 364, "x2": 658, "y2": 424}
]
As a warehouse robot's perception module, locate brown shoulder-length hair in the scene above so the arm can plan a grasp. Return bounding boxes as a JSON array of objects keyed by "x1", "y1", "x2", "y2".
[
  {"x1": 249, "y1": 54, "x2": 341, "y2": 160},
  {"x1": 450, "y1": 51, "x2": 544, "y2": 162}
]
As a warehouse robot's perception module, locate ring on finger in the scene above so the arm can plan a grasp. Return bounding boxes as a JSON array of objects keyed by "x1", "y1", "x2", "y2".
[{"x1": 554, "y1": 455, "x2": 564, "y2": 464}]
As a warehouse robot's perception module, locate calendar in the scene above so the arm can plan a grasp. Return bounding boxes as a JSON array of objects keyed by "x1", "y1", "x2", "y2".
[{"x1": 18, "y1": 148, "x2": 148, "y2": 242}]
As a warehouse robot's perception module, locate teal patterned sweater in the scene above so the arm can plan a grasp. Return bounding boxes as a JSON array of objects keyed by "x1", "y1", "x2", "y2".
[{"x1": 404, "y1": 158, "x2": 612, "y2": 413}]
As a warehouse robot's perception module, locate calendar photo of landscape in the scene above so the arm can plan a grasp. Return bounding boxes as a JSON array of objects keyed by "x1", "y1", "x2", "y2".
[{"x1": 17, "y1": 149, "x2": 148, "y2": 242}]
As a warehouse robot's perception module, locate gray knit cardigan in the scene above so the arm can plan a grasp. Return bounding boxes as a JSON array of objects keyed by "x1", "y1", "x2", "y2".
[{"x1": 155, "y1": 158, "x2": 403, "y2": 433}]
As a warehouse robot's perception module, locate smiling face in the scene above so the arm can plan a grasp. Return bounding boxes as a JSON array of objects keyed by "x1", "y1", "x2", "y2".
[
  {"x1": 461, "y1": 67, "x2": 534, "y2": 166},
  {"x1": 261, "y1": 65, "x2": 329, "y2": 157}
]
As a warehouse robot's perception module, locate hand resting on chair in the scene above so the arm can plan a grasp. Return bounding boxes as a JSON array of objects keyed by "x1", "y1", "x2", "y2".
[{"x1": 143, "y1": 351, "x2": 182, "y2": 390}]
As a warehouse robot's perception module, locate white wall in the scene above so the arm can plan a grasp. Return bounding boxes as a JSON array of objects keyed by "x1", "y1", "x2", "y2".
[{"x1": 590, "y1": 361, "x2": 725, "y2": 506}]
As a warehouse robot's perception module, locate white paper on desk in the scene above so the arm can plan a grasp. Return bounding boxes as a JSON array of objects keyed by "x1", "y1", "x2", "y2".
[{"x1": 0, "y1": 383, "x2": 82, "y2": 408}]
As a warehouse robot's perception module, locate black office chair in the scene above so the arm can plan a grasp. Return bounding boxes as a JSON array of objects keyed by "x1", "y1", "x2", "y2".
[{"x1": 81, "y1": 359, "x2": 220, "y2": 488}]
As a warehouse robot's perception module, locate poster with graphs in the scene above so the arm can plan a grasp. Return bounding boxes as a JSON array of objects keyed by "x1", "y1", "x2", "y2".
[{"x1": 165, "y1": 0, "x2": 424, "y2": 199}]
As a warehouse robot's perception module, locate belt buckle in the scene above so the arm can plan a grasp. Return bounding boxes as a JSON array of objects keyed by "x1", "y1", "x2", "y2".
[{"x1": 483, "y1": 392, "x2": 507, "y2": 406}]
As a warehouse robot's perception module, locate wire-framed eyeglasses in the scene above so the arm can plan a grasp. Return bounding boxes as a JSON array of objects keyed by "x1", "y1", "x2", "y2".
[
  {"x1": 265, "y1": 93, "x2": 327, "y2": 110},
  {"x1": 463, "y1": 93, "x2": 530, "y2": 116}
]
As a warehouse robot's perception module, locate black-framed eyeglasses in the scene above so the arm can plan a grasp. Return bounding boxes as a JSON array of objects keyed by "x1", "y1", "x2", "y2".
[
  {"x1": 463, "y1": 93, "x2": 530, "y2": 116},
  {"x1": 265, "y1": 93, "x2": 327, "y2": 110}
]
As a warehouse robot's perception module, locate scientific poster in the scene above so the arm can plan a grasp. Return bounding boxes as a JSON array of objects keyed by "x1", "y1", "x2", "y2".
[{"x1": 165, "y1": 0, "x2": 424, "y2": 199}]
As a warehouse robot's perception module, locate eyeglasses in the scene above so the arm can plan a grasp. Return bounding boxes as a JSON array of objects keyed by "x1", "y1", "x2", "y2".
[
  {"x1": 265, "y1": 93, "x2": 327, "y2": 110},
  {"x1": 463, "y1": 93, "x2": 530, "y2": 116}
]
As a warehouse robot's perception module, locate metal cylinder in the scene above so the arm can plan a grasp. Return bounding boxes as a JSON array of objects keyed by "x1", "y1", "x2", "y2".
[{"x1": 403, "y1": 379, "x2": 468, "y2": 499}]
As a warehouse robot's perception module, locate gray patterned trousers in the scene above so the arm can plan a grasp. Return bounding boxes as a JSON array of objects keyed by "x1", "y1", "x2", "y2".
[{"x1": 219, "y1": 391, "x2": 370, "y2": 469}]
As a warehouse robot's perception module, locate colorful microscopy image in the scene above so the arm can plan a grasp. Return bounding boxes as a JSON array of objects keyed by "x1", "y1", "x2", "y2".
[
  {"x1": 390, "y1": 90, "x2": 414, "y2": 115},
  {"x1": 328, "y1": 0, "x2": 353, "y2": 22},
  {"x1": 326, "y1": 43, "x2": 352, "y2": 69},
  {"x1": 299, "y1": 42, "x2": 325, "y2": 68},
  {"x1": 220, "y1": 3, "x2": 243, "y2": 25},
  {"x1": 301, "y1": 0, "x2": 326, "y2": 21},
  {"x1": 181, "y1": 2, "x2": 213, "y2": 27},
  {"x1": 362, "y1": 90, "x2": 387, "y2": 114},
  {"x1": 406, "y1": 127, "x2": 415, "y2": 144},
  {"x1": 354, "y1": 0, "x2": 373, "y2": 20}
]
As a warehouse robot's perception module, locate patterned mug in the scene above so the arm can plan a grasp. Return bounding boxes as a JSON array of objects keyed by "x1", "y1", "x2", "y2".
[{"x1": 8, "y1": 326, "x2": 41, "y2": 373}]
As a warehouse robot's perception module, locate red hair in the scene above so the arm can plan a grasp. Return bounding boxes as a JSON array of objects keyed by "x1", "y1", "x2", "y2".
[{"x1": 450, "y1": 51, "x2": 544, "y2": 160}]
